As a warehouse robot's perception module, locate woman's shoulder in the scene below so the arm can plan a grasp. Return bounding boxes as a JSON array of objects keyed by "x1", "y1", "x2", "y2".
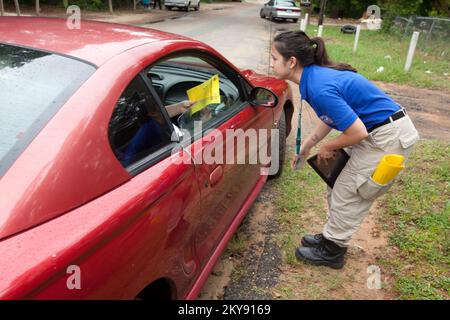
[{"x1": 307, "y1": 65, "x2": 341, "y2": 89}]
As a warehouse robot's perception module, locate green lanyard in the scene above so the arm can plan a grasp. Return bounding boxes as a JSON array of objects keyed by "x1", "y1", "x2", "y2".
[{"x1": 296, "y1": 100, "x2": 303, "y2": 156}]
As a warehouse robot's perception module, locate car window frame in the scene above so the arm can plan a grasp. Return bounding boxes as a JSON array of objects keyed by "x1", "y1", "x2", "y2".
[
  {"x1": 109, "y1": 73, "x2": 179, "y2": 176},
  {"x1": 144, "y1": 49, "x2": 254, "y2": 143},
  {"x1": 115, "y1": 49, "x2": 255, "y2": 177}
]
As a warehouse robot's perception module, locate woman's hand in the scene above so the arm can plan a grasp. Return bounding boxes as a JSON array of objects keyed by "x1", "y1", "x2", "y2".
[
  {"x1": 317, "y1": 144, "x2": 336, "y2": 165},
  {"x1": 291, "y1": 145, "x2": 311, "y2": 170}
]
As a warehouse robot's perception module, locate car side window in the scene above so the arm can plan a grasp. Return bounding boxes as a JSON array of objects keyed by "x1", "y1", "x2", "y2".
[
  {"x1": 146, "y1": 56, "x2": 243, "y2": 134},
  {"x1": 108, "y1": 75, "x2": 173, "y2": 168}
]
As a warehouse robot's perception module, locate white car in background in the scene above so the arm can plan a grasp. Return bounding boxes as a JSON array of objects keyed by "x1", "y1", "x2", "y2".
[
  {"x1": 260, "y1": 0, "x2": 301, "y2": 23},
  {"x1": 165, "y1": 0, "x2": 201, "y2": 11}
]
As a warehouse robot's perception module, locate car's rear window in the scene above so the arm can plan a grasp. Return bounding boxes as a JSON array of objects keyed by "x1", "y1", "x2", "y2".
[
  {"x1": 277, "y1": 2, "x2": 295, "y2": 7},
  {"x1": 0, "y1": 43, "x2": 95, "y2": 177}
]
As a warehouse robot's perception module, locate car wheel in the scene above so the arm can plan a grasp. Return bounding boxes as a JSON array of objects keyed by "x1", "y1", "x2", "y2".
[
  {"x1": 195, "y1": 2, "x2": 200, "y2": 10},
  {"x1": 293, "y1": 18, "x2": 298, "y2": 23},
  {"x1": 260, "y1": 9, "x2": 265, "y2": 18},
  {"x1": 269, "y1": 108, "x2": 287, "y2": 179},
  {"x1": 185, "y1": 3, "x2": 190, "y2": 11}
]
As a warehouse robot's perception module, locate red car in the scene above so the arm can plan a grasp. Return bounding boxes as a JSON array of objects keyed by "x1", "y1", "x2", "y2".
[{"x1": 0, "y1": 17, "x2": 294, "y2": 299}]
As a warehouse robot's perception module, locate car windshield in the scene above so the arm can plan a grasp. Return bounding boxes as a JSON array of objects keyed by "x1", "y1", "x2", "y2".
[
  {"x1": 277, "y1": 1, "x2": 295, "y2": 6},
  {"x1": 0, "y1": 43, "x2": 95, "y2": 177}
]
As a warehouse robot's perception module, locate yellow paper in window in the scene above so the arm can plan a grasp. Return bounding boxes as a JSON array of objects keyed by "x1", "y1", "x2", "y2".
[{"x1": 187, "y1": 74, "x2": 221, "y2": 115}]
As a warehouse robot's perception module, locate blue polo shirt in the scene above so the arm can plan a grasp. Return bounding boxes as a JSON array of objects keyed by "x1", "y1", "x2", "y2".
[{"x1": 299, "y1": 65, "x2": 400, "y2": 131}]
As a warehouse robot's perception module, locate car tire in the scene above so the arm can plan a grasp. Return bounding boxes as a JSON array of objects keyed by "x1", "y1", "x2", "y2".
[
  {"x1": 185, "y1": 3, "x2": 190, "y2": 11},
  {"x1": 269, "y1": 108, "x2": 287, "y2": 179},
  {"x1": 195, "y1": 2, "x2": 200, "y2": 11},
  {"x1": 341, "y1": 25, "x2": 357, "y2": 34},
  {"x1": 260, "y1": 9, "x2": 265, "y2": 18},
  {"x1": 293, "y1": 18, "x2": 298, "y2": 23}
]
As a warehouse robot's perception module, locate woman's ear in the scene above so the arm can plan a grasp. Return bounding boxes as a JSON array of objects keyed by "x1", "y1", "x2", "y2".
[{"x1": 288, "y1": 56, "x2": 298, "y2": 69}]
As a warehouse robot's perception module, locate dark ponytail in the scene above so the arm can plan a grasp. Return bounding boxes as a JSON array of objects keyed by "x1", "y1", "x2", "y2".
[{"x1": 274, "y1": 31, "x2": 357, "y2": 72}]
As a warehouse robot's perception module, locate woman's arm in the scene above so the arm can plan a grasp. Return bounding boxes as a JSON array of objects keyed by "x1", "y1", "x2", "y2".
[
  {"x1": 317, "y1": 117, "x2": 368, "y2": 162},
  {"x1": 303, "y1": 121, "x2": 333, "y2": 150},
  {"x1": 292, "y1": 121, "x2": 332, "y2": 169}
]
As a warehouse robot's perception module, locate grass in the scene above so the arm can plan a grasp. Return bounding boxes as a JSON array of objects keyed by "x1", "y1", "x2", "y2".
[
  {"x1": 271, "y1": 139, "x2": 449, "y2": 300},
  {"x1": 271, "y1": 145, "x2": 327, "y2": 266},
  {"x1": 378, "y1": 140, "x2": 449, "y2": 299},
  {"x1": 298, "y1": 24, "x2": 450, "y2": 91},
  {"x1": 276, "y1": 270, "x2": 347, "y2": 300}
]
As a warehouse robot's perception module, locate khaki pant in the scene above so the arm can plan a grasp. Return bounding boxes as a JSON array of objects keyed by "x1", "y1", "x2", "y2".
[{"x1": 323, "y1": 114, "x2": 419, "y2": 247}]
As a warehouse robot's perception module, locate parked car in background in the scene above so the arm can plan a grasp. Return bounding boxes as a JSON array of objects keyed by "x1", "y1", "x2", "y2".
[
  {"x1": 165, "y1": 0, "x2": 200, "y2": 11},
  {"x1": 300, "y1": 0, "x2": 311, "y2": 7},
  {"x1": 0, "y1": 17, "x2": 294, "y2": 299},
  {"x1": 260, "y1": 0, "x2": 301, "y2": 23}
]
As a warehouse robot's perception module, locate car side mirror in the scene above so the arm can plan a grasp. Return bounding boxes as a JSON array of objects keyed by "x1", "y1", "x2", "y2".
[{"x1": 249, "y1": 87, "x2": 278, "y2": 108}]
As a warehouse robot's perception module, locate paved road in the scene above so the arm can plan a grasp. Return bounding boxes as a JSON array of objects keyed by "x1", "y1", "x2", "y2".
[{"x1": 140, "y1": 1, "x2": 297, "y2": 73}]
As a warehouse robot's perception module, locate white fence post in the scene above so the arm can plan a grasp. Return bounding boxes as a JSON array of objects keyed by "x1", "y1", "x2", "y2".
[
  {"x1": 318, "y1": 25, "x2": 323, "y2": 37},
  {"x1": 14, "y1": 0, "x2": 20, "y2": 16},
  {"x1": 305, "y1": 13, "x2": 309, "y2": 27},
  {"x1": 300, "y1": 18, "x2": 307, "y2": 31},
  {"x1": 404, "y1": 31, "x2": 420, "y2": 72},
  {"x1": 353, "y1": 24, "x2": 361, "y2": 53}
]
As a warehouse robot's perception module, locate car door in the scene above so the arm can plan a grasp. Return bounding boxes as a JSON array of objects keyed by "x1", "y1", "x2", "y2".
[
  {"x1": 262, "y1": 1, "x2": 268, "y2": 15},
  {"x1": 268, "y1": 0, "x2": 275, "y2": 15},
  {"x1": 146, "y1": 54, "x2": 274, "y2": 267},
  {"x1": 264, "y1": 0, "x2": 273, "y2": 15},
  {"x1": 107, "y1": 73, "x2": 205, "y2": 293}
]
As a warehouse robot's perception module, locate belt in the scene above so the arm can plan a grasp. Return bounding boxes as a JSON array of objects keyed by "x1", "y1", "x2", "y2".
[{"x1": 367, "y1": 109, "x2": 406, "y2": 133}]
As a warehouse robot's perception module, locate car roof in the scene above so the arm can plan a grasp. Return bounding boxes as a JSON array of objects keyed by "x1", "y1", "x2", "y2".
[{"x1": 0, "y1": 17, "x2": 190, "y2": 66}]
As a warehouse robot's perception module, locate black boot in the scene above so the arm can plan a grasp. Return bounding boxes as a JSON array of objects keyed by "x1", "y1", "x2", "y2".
[
  {"x1": 295, "y1": 238, "x2": 347, "y2": 269},
  {"x1": 301, "y1": 233, "x2": 324, "y2": 247}
]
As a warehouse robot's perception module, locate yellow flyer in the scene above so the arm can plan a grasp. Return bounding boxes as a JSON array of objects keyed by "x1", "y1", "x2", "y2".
[{"x1": 187, "y1": 74, "x2": 221, "y2": 115}]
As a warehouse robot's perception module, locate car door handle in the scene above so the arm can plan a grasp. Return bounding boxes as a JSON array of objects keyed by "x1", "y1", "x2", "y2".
[{"x1": 209, "y1": 165, "x2": 223, "y2": 187}]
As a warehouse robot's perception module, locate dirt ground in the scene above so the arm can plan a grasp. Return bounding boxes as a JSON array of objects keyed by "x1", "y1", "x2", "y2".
[{"x1": 375, "y1": 82, "x2": 450, "y2": 142}]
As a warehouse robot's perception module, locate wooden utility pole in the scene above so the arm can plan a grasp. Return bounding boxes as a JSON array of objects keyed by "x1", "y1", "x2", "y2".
[
  {"x1": 36, "y1": 0, "x2": 40, "y2": 16},
  {"x1": 0, "y1": 0, "x2": 4, "y2": 17},
  {"x1": 109, "y1": 0, "x2": 113, "y2": 14},
  {"x1": 318, "y1": 0, "x2": 327, "y2": 26},
  {"x1": 14, "y1": 0, "x2": 21, "y2": 16}
]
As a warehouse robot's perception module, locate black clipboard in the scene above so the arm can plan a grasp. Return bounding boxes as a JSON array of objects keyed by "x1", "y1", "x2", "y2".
[{"x1": 307, "y1": 149, "x2": 350, "y2": 188}]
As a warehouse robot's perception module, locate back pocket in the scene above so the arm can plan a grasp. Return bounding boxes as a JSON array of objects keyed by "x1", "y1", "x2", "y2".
[{"x1": 399, "y1": 130, "x2": 419, "y2": 149}]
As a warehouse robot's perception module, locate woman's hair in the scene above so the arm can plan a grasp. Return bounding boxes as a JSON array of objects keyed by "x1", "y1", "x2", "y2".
[{"x1": 273, "y1": 31, "x2": 357, "y2": 72}]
